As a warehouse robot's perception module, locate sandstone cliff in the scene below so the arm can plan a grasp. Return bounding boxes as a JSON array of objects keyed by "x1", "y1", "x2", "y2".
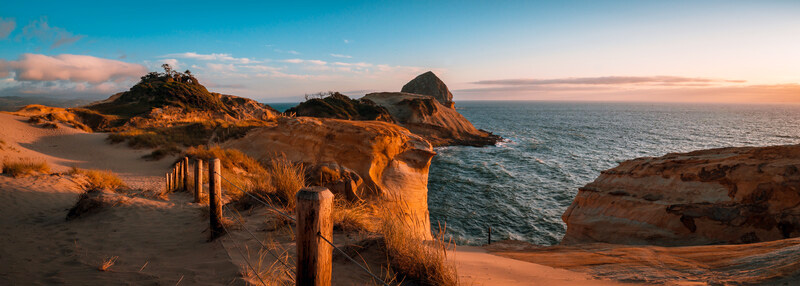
[
  {"x1": 562, "y1": 144, "x2": 800, "y2": 246},
  {"x1": 401, "y1": 71, "x2": 454, "y2": 108},
  {"x1": 362, "y1": 92, "x2": 499, "y2": 147},
  {"x1": 224, "y1": 117, "x2": 436, "y2": 238}
]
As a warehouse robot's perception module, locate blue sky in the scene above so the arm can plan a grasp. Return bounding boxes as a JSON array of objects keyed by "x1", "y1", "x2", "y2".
[{"x1": 1, "y1": 0, "x2": 799, "y2": 103}]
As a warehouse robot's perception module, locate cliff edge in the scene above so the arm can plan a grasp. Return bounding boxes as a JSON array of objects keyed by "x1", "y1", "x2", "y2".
[
  {"x1": 562, "y1": 144, "x2": 800, "y2": 246},
  {"x1": 224, "y1": 116, "x2": 436, "y2": 238}
]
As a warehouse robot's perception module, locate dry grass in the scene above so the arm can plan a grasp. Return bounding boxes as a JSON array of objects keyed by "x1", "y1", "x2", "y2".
[
  {"x1": 186, "y1": 147, "x2": 306, "y2": 209},
  {"x1": 2, "y1": 158, "x2": 50, "y2": 177},
  {"x1": 239, "y1": 243, "x2": 295, "y2": 285},
  {"x1": 69, "y1": 167, "x2": 127, "y2": 191},
  {"x1": 98, "y1": 256, "x2": 118, "y2": 271},
  {"x1": 106, "y1": 120, "x2": 265, "y2": 150},
  {"x1": 264, "y1": 156, "x2": 305, "y2": 207},
  {"x1": 332, "y1": 199, "x2": 376, "y2": 232},
  {"x1": 380, "y1": 212, "x2": 458, "y2": 286}
]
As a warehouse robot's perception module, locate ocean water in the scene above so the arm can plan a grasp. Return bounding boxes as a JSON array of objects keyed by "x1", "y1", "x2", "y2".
[{"x1": 428, "y1": 101, "x2": 800, "y2": 246}]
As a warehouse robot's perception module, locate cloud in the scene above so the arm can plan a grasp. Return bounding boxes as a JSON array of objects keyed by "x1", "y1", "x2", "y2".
[
  {"x1": 343, "y1": 39, "x2": 350, "y2": 44},
  {"x1": 0, "y1": 17, "x2": 15, "y2": 39},
  {"x1": 162, "y1": 52, "x2": 255, "y2": 64},
  {"x1": 282, "y1": 59, "x2": 327, "y2": 65},
  {"x1": 0, "y1": 78, "x2": 132, "y2": 98},
  {"x1": 0, "y1": 53, "x2": 147, "y2": 84},
  {"x1": 19, "y1": 17, "x2": 84, "y2": 48},
  {"x1": 472, "y1": 76, "x2": 746, "y2": 86},
  {"x1": 274, "y1": 49, "x2": 300, "y2": 55},
  {"x1": 330, "y1": 53, "x2": 352, "y2": 59},
  {"x1": 332, "y1": 62, "x2": 371, "y2": 67}
]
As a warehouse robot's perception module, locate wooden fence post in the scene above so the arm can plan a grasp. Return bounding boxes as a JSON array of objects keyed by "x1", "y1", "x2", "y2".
[
  {"x1": 209, "y1": 158, "x2": 224, "y2": 238},
  {"x1": 194, "y1": 159, "x2": 203, "y2": 203},
  {"x1": 166, "y1": 173, "x2": 170, "y2": 191},
  {"x1": 296, "y1": 187, "x2": 334, "y2": 286},
  {"x1": 173, "y1": 164, "x2": 179, "y2": 191},
  {"x1": 183, "y1": 157, "x2": 189, "y2": 192}
]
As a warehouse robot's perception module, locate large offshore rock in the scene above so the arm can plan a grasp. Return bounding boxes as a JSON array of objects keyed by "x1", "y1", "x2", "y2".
[
  {"x1": 401, "y1": 71, "x2": 454, "y2": 108},
  {"x1": 562, "y1": 144, "x2": 800, "y2": 246}
]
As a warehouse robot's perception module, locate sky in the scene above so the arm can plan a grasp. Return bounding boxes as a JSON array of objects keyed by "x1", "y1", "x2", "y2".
[{"x1": 0, "y1": 0, "x2": 799, "y2": 103}]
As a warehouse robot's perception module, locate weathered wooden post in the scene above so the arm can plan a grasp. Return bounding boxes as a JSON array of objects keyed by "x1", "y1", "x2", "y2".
[
  {"x1": 173, "y1": 164, "x2": 179, "y2": 191},
  {"x1": 182, "y1": 157, "x2": 189, "y2": 192},
  {"x1": 194, "y1": 159, "x2": 203, "y2": 203},
  {"x1": 296, "y1": 186, "x2": 334, "y2": 286},
  {"x1": 209, "y1": 158, "x2": 224, "y2": 238},
  {"x1": 166, "y1": 173, "x2": 170, "y2": 192}
]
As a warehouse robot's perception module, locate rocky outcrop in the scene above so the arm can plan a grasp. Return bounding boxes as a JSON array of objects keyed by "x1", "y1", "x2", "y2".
[
  {"x1": 224, "y1": 117, "x2": 436, "y2": 238},
  {"x1": 401, "y1": 71, "x2": 454, "y2": 108},
  {"x1": 285, "y1": 92, "x2": 394, "y2": 122},
  {"x1": 362, "y1": 92, "x2": 500, "y2": 147},
  {"x1": 561, "y1": 144, "x2": 800, "y2": 246}
]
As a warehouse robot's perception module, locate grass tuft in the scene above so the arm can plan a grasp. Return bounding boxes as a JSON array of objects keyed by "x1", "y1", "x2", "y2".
[
  {"x1": 264, "y1": 156, "x2": 305, "y2": 208},
  {"x1": 380, "y1": 212, "x2": 458, "y2": 286},
  {"x1": 2, "y1": 158, "x2": 50, "y2": 177},
  {"x1": 99, "y1": 256, "x2": 118, "y2": 271},
  {"x1": 69, "y1": 167, "x2": 127, "y2": 191},
  {"x1": 332, "y1": 199, "x2": 375, "y2": 232}
]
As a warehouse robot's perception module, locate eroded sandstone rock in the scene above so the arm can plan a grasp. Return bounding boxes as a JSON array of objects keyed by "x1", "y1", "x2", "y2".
[
  {"x1": 224, "y1": 117, "x2": 436, "y2": 238},
  {"x1": 562, "y1": 144, "x2": 800, "y2": 246}
]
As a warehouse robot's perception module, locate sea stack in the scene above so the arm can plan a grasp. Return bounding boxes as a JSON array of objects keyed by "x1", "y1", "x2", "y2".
[{"x1": 401, "y1": 71, "x2": 455, "y2": 108}]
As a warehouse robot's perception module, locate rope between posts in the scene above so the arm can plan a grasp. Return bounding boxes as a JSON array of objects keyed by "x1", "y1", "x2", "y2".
[
  {"x1": 218, "y1": 218, "x2": 269, "y2": 286},
  {"x1": 222, "y1": 204, "x2": 296, "y2": 275}
]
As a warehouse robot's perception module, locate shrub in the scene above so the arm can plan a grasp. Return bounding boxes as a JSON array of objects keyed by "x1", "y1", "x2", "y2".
[
  {"x1": 69, "y1": 167, "x2": 127, "y2": 191},
  {"x1": 2, "y1": 159, "x2": 50, "y2": 177}
]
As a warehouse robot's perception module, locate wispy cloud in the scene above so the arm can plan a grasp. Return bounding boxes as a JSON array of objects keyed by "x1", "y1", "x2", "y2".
[
  {"x1": 472, "y1": 76, "x2": 746, "y2": 86},
  {"x1": 282, "y1": 59, "x2": 327, "y2": 65},
  {"x1": 343, "y1": 39, "x2": 350, "y2": 44},
  {"x1": 330, "y1": 53, "x2": 352, "y2": 58},
  {"x1": 0, "y1": 17, "x2": 16, "y2": 39},
  {"x1": 161, "y1": 52, "x2": 256, "y2": 64},
  {"x1": 274, "y1": 49, "x2": 300, "y2": 55},
  {"x1": 19, "y1": 17, "x2": 84, "y2": 48}
]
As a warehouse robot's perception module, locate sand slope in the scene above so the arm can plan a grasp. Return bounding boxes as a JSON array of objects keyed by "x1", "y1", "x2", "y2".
[{"x1": 0, "y1": 113, "x2": 242, "y2": 285}]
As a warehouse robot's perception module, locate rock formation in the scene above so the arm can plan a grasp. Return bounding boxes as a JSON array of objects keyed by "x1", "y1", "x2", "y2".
[
  {"x1": 401, "y1": 71, "x2": 454, "y2": 108},
  {"x1": 285, "y1": 92, "x2": 394, "y2": 122},
  {"x1": 561, "y1": 144, "x2": 800, "y2": 246},
  {"x1": 224, "y1": 117, "x2": 436, "y2": 238},
  {"x1": 363, "y1": 92, "x2": 500, "y2": 147}
]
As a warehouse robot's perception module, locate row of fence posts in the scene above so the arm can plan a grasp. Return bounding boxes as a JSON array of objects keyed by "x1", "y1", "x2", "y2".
[{"x1": 164, "y1": 157, "x2": 334, "y2": 286}]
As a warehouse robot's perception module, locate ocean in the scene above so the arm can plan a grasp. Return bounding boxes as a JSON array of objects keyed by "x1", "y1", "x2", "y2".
[{"x1": 429, "y1": 101, "x2": 800, "y2": 245}]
